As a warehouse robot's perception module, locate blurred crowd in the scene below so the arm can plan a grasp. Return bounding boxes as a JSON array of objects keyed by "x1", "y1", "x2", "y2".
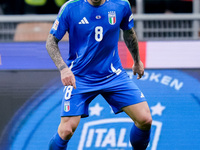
[
  {"x1": 0, "y1": 0, "x2": 193, "y2": 15},
  {"x1": 0, "y1": 0, "x2": 66, "y2": 14},
  {"x1": 133, "y1": 0, "x2": 193, "y2": 14}
]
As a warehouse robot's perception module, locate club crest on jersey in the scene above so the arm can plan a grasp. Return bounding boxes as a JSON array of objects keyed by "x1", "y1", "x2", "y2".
[
  {"x1": 64, "y1": 101, "x2": 70, "y2": 112},
  {"x1": 108, "y1": 11, "x2": 116, "y2": 25}
]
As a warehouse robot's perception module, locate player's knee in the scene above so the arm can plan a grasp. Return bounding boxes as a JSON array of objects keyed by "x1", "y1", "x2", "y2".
[
  {"x1": 143, "y1": 115, "x2": 152, "y2": 129},
  {"x1": 58, "y1": 125, "x2": 74, "y2": 140},
  {"x1": 137, "y1": 115, "x2": 152, "y2": 130},
  {"x1": 58, "y1": 121, "x2": 76, "y2": 140},
  {"x1": 58, "y1": 116, "x2": 80, "y2": 140}
]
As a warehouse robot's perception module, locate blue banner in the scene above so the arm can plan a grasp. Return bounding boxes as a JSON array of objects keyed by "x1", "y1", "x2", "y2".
[
  {"x1": 1, "y1": 69, "x2": 199, "y2": 150},
  {"x1": 0, "y1": 42, "x2": 68, "y2": 70}
]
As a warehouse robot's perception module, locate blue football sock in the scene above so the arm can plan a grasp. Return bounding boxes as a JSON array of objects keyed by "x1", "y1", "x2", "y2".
[
  {"x1": 130, "y1": 124, "x2": 151, "y2": 150},
  {"x1": 49, "y1": 132, "x2": 69, "y2": 150}
]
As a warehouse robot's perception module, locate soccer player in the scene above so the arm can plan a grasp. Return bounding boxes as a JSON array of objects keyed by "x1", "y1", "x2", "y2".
[{"x1": 46, "y1": 0, "x2": 152, "y2": 149}]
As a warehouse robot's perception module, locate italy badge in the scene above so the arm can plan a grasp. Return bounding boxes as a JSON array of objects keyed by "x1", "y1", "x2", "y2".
[
  {"x1": 64, "y1": 101, "x2": 70, "y2": 112},
  {"x1": 108, "y1": 11, "x2": 116, "y2": 25}
]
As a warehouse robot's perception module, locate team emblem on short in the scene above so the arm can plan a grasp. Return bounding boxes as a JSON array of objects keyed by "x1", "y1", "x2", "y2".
[
  {"x1": 108, "y1": 11, "x2": 116, "y2": 25},
  {"x1": 64, "y1": 101, "x2": 70, "y2": 112}
]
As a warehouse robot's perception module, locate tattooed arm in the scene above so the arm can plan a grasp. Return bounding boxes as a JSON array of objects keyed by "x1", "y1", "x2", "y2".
[
  {"x1": 46, "y1": 34, "x2": 67, "y2": 70},
  {"x1": 123, "y1": 28, "x2": 144, "y2": 79},
  {"x1": 46, "y1": 34, "x2": 76, "y2": 88}
]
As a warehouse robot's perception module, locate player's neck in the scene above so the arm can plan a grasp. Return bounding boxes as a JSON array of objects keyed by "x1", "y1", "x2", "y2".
[{"x1": 87, "y1": 0, "x2": 106, "y2": 6}]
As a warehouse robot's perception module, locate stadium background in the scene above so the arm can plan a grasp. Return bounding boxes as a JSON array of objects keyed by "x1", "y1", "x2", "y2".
[{"x1": 0, "y1": 0, "x2": 200, "y2": 150}]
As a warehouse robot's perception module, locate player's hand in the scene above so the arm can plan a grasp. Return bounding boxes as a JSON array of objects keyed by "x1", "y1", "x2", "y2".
[
  {"x1": 60, "y1": 67, "x2": 76, "y2": 89},
  {"x1": 132, "y1": 60, "x2": 144, "y2": 79}
]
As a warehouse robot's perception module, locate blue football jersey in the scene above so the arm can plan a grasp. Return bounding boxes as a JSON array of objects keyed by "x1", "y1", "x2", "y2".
[{"x1": 50, "y1": 0, "x2": 134, "y2": 81}]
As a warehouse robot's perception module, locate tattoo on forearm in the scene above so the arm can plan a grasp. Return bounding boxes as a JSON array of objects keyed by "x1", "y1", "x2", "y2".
[
  {"x1": 46, "y1": 34, "x2": 67, "y2": 71},
  {"x1": 123, "y1": 28, "x2": 140, "y2": 63}
]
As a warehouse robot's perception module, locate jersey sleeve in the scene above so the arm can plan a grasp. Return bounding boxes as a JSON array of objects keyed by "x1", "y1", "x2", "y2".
[
  {"x1": 120, "y1": 2, "x2": 134, "y2": 30},
  {"x1": 50, "y1": 3, "x2": 69, "y2": 40}
]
